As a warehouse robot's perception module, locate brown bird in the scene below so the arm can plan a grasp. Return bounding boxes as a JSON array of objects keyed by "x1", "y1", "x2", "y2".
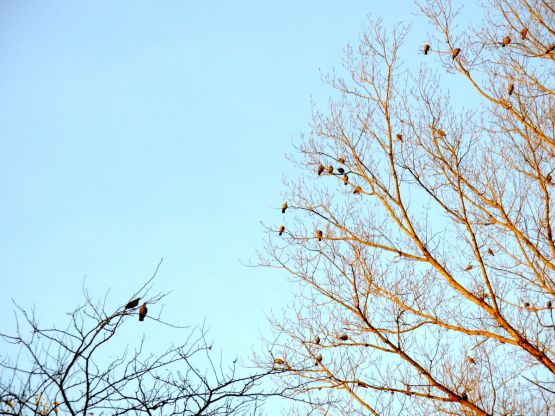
[
  {"x1": 338, "y1": 157, "x2": 346, "y2": 164},
  {"x1": 500, "y1": 36, "x2": 511, "y2": 47},
  {"x1": 353, "y1": 185, "x2": 362, "y2": 194},
  {"x1": 524, "y1": 302, "x2": 530, "y2": 307},
  {"x1": 487, "y1": 248, "x2": 495, "y2": 256},
  {"x1": 125, "y1": 298, "x2": 141, "y2": 309},
  {"x1": 464, "y1": 264, "x2": 474, "y2": 271},
  {"x1": 317, "y1": 164, "x2": 325, "y2": 176},
  {"x1": 273, "y1": 358, "x2": 286, "y2": 365},
  {"x1": 357, "y1": 381, "x2": 369, "y2": 388},
  {"x1": 314, "y1": 336, "x2": 320, "y2": 344},
  {"x1": 315, "y1": 229, "x2": 323, "y2": 241},
  {"x1": 467, "y1": 356, "x2": 476, "y2": 365},
  {"x1": 278, "y1": 225, "x2": 285, "y2": 236},
  {"x1": 548, "y1": 300, "x2": 552, "y2": 309},
  {"x1": 315, "y1": 354, "x2": 323, "y2": 365},
  {"x1": 545, "y1": 43, "x2": 555, "y2": 54},
  {"x1": 452, "y1": 48, "x2": 461, "y2": 60},
  {"x1": 281, "y1": 202, "x2": 288, "y2": 214},
  {"x1": 326, "y1": 165, "x2": 334, "y2": 174},
  {"x1": 423, "y1": 44, "x2": 430, "y2": 55},
  {"x1": 337, "y1": 167, "x2": 345, "y2": 174},
  {"x1": 337, "y1": 334, "x2": 349, "y2": 341},
  {"x1": 437, "y1": 129, "x2": 446, "y2": 138},
  {"x1": 520, "y1": 27, "x2": 528, "y2": 40},
  {"x1": 508, "y1": 82, "x2": 514, "y2": 96},
  {"x1": 343, "y1": 174, "x2": 349, "y2": 185},
  {"x1": 547, "y1": 173, "x2": 553, "y2": 183},
  {"x1": 138, "y1": 303, "x2": 148, "y2": 321},
  {"x1": 396, "y1": 133, "x2": 403, "y2": 141}
]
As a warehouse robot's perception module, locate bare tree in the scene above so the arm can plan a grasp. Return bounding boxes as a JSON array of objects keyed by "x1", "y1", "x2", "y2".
[
  {"x1": 261, "y1": 0, "x2": 554, "y2": 414},
  {"x1": 0, "y1": 261, "x2": 278, "y2": 415}
]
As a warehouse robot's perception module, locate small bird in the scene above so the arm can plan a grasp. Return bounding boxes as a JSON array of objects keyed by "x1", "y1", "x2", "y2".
[
  {"x1": 315, "y1": 354, "x2": 323, "y2": 365},
  {"x1": 139, "y1": 303, "x2": 148, "y2": 321},
  {"x1": 357, "y1": 381, "x2": 369, "y2": 388},
  {"x1": 338, "y1": 157, "x2": 346, "y2": 164},
  {"x1": 278, "y1": 225, "x2": 285, "y2": 236},
  {"x1": 487, "y1": 248, "x2": 495, "y2": 256},
  {"x1": 317, "y1": 164, "x2": 325, "y2": 176},
  {"x1": 545, "y1": 43, "x2": 555, "y2": 54},
  {"x1": 343, "y1": 175, "x2": 349, "y2": 185},
  {"x1": 524, "y1": 302, "x2": 530, "y2": 307},
  {"x1": 437, "y1": 129, "x2": 446, "y2": 138},
  {"x1": 273, "y1": 358, "x2": 286, "y2": 365},
  {"x1": 423, "y1": 44, "x2": 431, "y2": 55},
  {"x1": 464, "y1": 264, "x2": 474, "y2": 271},
  {"x1": 337, "y1": 334, "x2": 349, "y2": 341},
  {"x1": 314, "y1": 336, "x2": 320, "y2": 344},
  {"x1": 452, "y1": 48, "x2": 461, "y2": 60},
  {"x1": 547, "y1": 173, "x2": 553, "y2": 183},
  {"x1": 467, "y1": 356, "x2": 476, "y2": 365},
  {"x1": 500, "y1": 36, "x2": 511, "y2": 47},
  {"x1": 461, "y1": 392, "x2": 468, "y2": 400},
  {"x1": 520, "y1": 27, "x2": 528, "y2": 40},
  {"x1": 396, "y1": 133, "x2": 403, "y2": 141},
  {"x1": 125, "y1": 298, "x2": 141, "y2": 309},
  {"x1": 337, "y1": 167, "x2": 345, "y2": 174},
  {"x1": 315, "y1": 229, "x2": 323, "y2": 241},
  {"x1": 353, "y1": 186, "x2": 362, "y2": 194},
  {"x1": 548, "y1": 300, "x2": 552, "y2": 309},
  {"x1": 281, "y1": 202, "x2": 288, "y2": 214},
  {"x1": 326, "y1": 165, "x2": 334, "y2": 174},
  {"x1": 508, "y1": 82, "x2": 514, "y2": 96}
]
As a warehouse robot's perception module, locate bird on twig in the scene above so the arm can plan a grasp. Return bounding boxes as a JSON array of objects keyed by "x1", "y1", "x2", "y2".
[
  {"x1": 337, "y1": 167, "x2": 345, "y2": 174},
  {"x1": 548, "y1": 300, "x2": 552, "y2": 309},
  {"x1": 315, "y1": 229, "x2": 323, "y2": 241},
  {"x1": 353, "y1": 185, "x2": 362, "y2": 194},
  {"x1": 423, "y1": 44, "x2": 431, "y2": 55},
  {"x1": 281, "y1": 202, "x2": 288, "y2": 214},
  {"x1": 464, "y1": 264, "x2": 474, "y2": 271},
  {"x1": 467, "y1": 356, "x2": 476, "y2": 365},
  {"x1": 326, "y1": 165, "x2": 334, "y2": 174},
  {"x1": 315, "y1": 354, "x2": 323, "y2": 365},
  {"x1": 125, "y1": 298, "x2": 140, "y2": 309},
  {"x1": 452, "y1": 48, "x2": 461, "y2": 60},
  {"x1": 508, "y1": 82, "x2": 514, "y2": 96},
  {"x1": 337, "y1": 334, "x2": 349, "y2": 341},
  {"x1": 500, "y1": 36, "x2": 511, "y2": 47},
  {"x1": 278, "y1": 225, "x2": 285, "y2": 236},
  {"x1": 343, "y1": 174, "x2": 349, "y2": 185},
  {"x1": 396, "y1": 133, "x2": 403, "y2": 141},
  {"x1": 487, "y1": 248, "x2": 495, "y2": 256},
  {"x1": 314, "y1": 336, "x2": 320, "y2": 344},
  {"x1": 520, "y1": 27, "x2": 528, "y2": 39},
  {"x1": 273, "y1": 358, "x2": 286, "y2": 365},
  {"x1": 317, "y1": 164, "x2": 325, "y2": 176},
  {"x1": 139, "y1": 303, "x2": 148, "y2": 321},
  {"x1": 338, "y1": 157, "x2": 346, "y2": 164}
]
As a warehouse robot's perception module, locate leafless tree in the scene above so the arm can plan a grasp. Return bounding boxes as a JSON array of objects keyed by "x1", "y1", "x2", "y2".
[
  {"x1": 0, "y1": 261, "x2": 279, "y2": 415},
  {"x1": 261, "y1": 0, "x2": 554, "y2": 414}
]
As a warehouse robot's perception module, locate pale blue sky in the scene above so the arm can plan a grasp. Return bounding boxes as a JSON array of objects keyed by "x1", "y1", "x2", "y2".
[{"x1": 0, "y1": 0, "x2": 480, "y2": 410}]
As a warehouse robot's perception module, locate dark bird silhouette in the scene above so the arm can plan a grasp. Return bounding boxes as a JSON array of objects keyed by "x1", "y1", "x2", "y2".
[
  {"x1": 548, "y1": 300, "x2": 552, "y2": 309},
  {"x1": 281, "y1": 202, "x2": 288, "y2": 214},
  {"x1": 461, "y1": 392, "x2": 468, "y2": 400},
  {"x1": 508, "y1": 82, "x2": 514, "y2": 96},
  {"x1": 337, "y1": 167, "x2": 345, "y2": 174},
  {"x1": 326, "y1": 165, "x2": 334, "y2": 174},
  {"x1": 545, "y1": 43, "x2": 555, "y2": 54},
  {"x1": 353, "y1": 185, "x2": 362, "y2": 194},
  {"x1": 452, "y1": 48, "x2": 461, "y2": 60},
  {"x1": 547, "y1": 173, "x2": 553, "y2": 183},
  {"x1": 423, "y1": 44, "x2": 430, "y2": 55},
  {"x1": 520, "y1": 27, "x2": 528, "y2": 40},
  {"x1": 317, "y1": 164, "x2": 325, "y2": 176},
  {"x1": 139, "y1": 303, "x2": 148, "y2": 322},
  {"x1": 337, "y1": 334, "x2": 349, "y2": 341},
  {"x1": 396, "y1": 133, "x2": 403, "y2": 141},
  {"x1": 343, "y1": 174, "x2": 349, "y2": 185},
  {"x1": 487, "y1": 248, "x2": 495, "y2": 256},
  {"x1": 468, "y1": 356, "x2": 476, "y2": 365},
  {"x1": 524, "y1": 302, "x2": 530, "y2": 307},
  {"x1": 315, "y1": 229, "x2": 323, "y2": 241},
  {"x1": 315, "y1": 354, "x2": 323, "y2": 365},
  {"x1": 273, "y1": 358, "x2": 285, "y2": 365},
  {"x1": 338, "y1": 157, "x2": 346, "y2": 164},
  {"x1": 278, "y1": 225, "x2": 285, "y2": 236},
  {"x1": 314, "y1": 336, "x2": 320, "y2": 344},
  {"x1": 357, "y1": 381, "x2": 369, "y2": 388},
  {"x1": 500, "y1": 36, "x2": 511, "y2": 47},
  {"x1": 125, "y1": 298, "x2": 140, "y2": 309}
]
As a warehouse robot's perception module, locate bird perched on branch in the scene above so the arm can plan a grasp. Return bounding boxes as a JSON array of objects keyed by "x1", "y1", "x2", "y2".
[
  {"x1": 487, "y1": 248, "x2": 495, "y2": 256},
  {"x1": 338, "y1": 157, "x2": 346, "y2": 164},
  {"x1": 314, "y1": 336, "x2": 320, "y2": 345},
  {"x1": 353, "y1": 185, "x2": 362, "y2": 194},
  {"x1": 315, "y1": 354, "x2": 323, "y2": 365},
  {"x1": 326, "y1": 165, "x2": 334, "y2": 174},
  {"x1": 548, "y1": 300, "x2": 552, "y2": 309},
  {"x1": 337, "y1": 167, "x2": 345, "y2": 174},
  {"x1": 139, "y1": 303, "x2": 148, "y2": 321},
  {"x1": 464, "y1": 264, "x2": 474, "y2": 271},
  {"x1": 278, "y1": 225, "x2": 285, "y2": 236},
  {"x1": 337, "y1": 334, "x2": 349, "y2": 341},
  {"x1": 500, "y1": 36, "x2": 511, "y2": 47},
  {"x1": 508, "y1": 82, "x2": 514, "y2": 96},
  {"x1": 315, "y1": 229, "x2": 323, "y2": 241},
  {"x1": 317, "y1": 164, "x2": 325, "y2": 176},
  {"x1": 452, "y1": 48, "x2": 461, "y2": 60},
  {"x1": 273, "y1": 358, "x2": 286, "y2": 365},
  {"x1": 343, "y1": 175, "x2": 349, "y2": 185},
  {"x1": 125, "y1": 298, "x2": 140, "y2": 309},
  {"x1": 436, "y1": 129, "x2": 446, "y2": 138},
  {"x1": 396, "y1": 133, "x2": 403, "y2": 141},
  {"x1": 520, "y1": 27, "x2": 528, "y2": 39},
  {"x1": 281, "y1": 202, "x2": 288, "y2": 214},
  {"x1": 423, "y1": 44, "x2": 430, "y2": 55},
  {"x1": 467, "y1": 356, "x2": 476, "y2": 365}
]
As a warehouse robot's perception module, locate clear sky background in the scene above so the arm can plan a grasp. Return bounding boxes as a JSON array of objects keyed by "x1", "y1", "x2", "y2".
[{"x1": 0, "y1": 0, "x2": 481, "y2": 412}]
